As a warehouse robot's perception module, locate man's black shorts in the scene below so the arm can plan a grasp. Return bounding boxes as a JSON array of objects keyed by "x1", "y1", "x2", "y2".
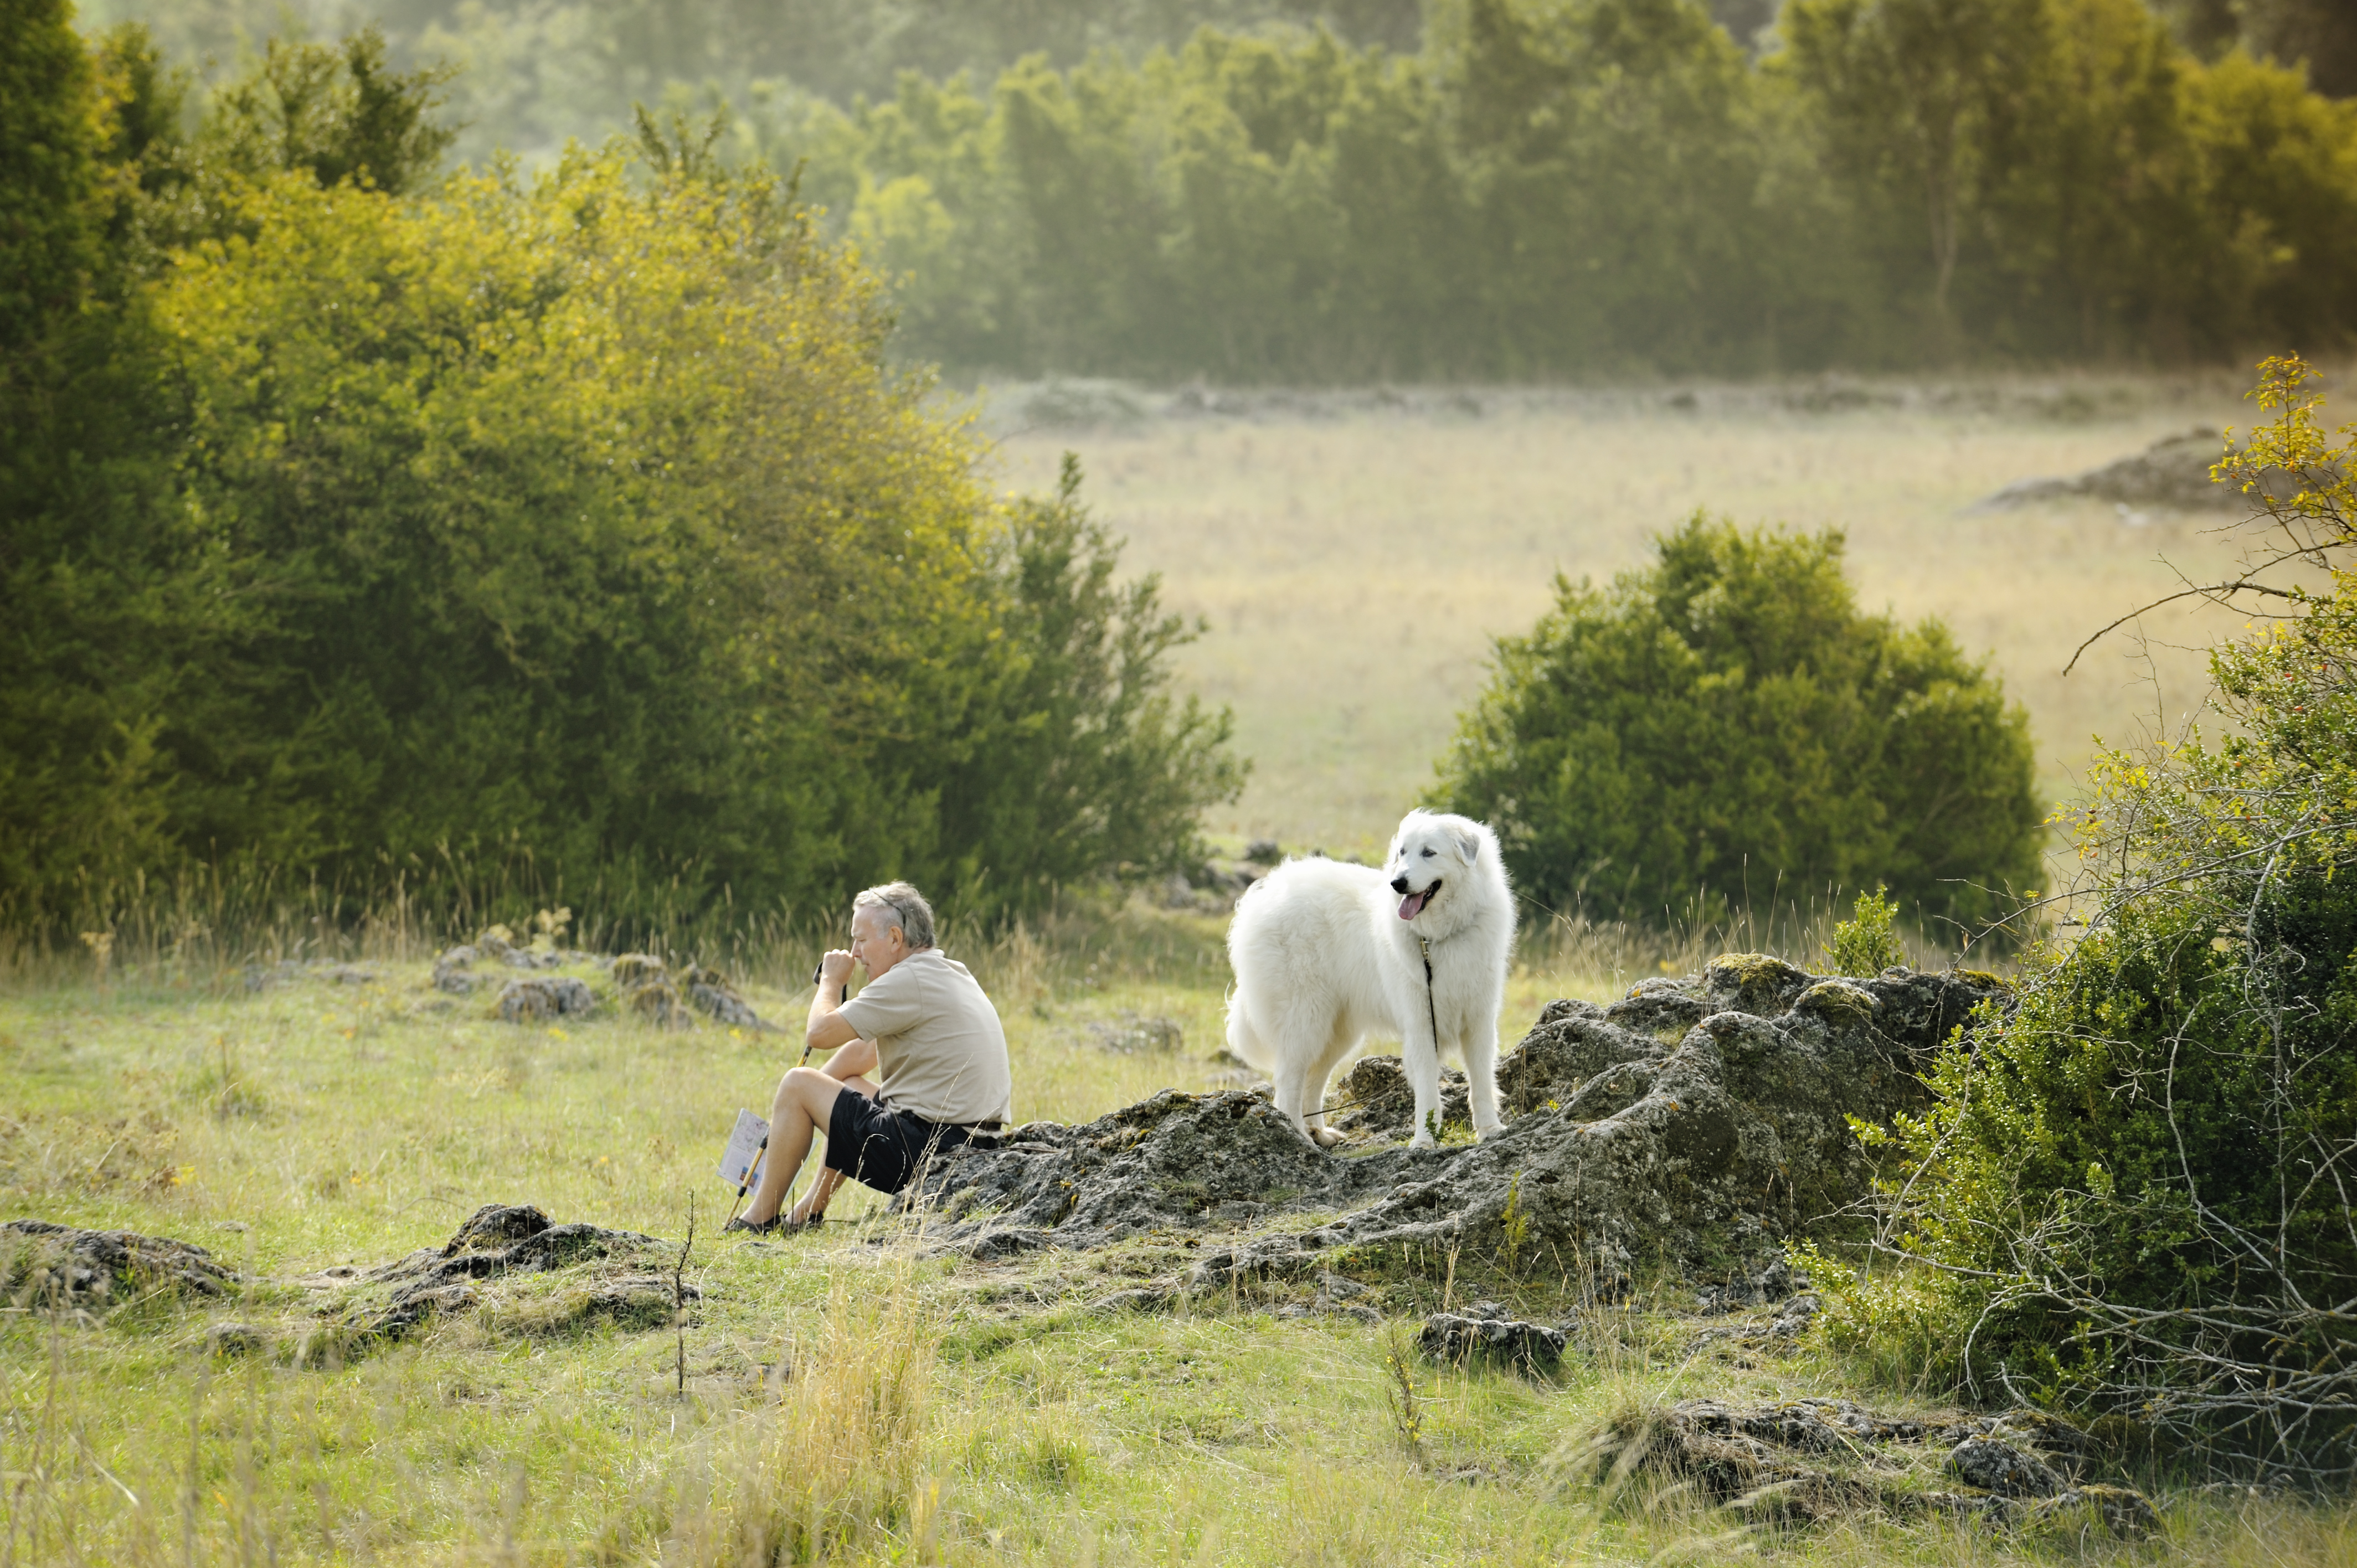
[{"x1": 824, "y1": 1089, "x2": 973, "y2": 1196}]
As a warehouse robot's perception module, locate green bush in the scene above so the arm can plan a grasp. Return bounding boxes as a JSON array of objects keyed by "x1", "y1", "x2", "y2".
[
  {"x1": 1432, "y1": 513, "x2": 2042, "y2": 932},
  {"x1": 1825, "y1": 884, "x2": 1903, "y2": 974},
  {"x1": 1812, "y1": 358, "x2": 2357, "y2": 1475}
]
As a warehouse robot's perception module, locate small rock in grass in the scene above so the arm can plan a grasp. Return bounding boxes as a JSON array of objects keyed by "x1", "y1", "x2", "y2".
[
  {"x1": 2026, "y1": 1484, "x2": 2160, "y2": 1540},
  {"x1": 1418, "y1": 1309, "x2": 1565, "y2": 1369},
  {"x1": 495, "y1": 976, "x2": 594, "y2": 1023},
  {"x1": 203, "y1": 1321, "x2": 266, "y2": 1356},
  {"x1": 1769, "y1": 1292, "x2": 1821, "y2": 1337},
  {"x1": 1946, "y1": 1435, "x2": 2065, "y2": 1498},
  {"x1": 1, "y1": 1220, "x2": 236, "y2": 1304},
  {"x1": 1088, "y1": 1014, "x2": 1183, "y2": 1054}
]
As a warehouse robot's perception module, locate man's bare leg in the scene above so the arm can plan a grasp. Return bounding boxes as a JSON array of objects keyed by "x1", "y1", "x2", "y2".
[
  {"x1": 790, "y1": 1071, "x2": 877, "y2": 1223},
  {"x1": 742, "y1": 1066, "x2": 847, "y2": 1225}
]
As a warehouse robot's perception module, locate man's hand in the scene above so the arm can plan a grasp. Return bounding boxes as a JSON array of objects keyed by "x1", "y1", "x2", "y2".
[{"x1": 805, "y1": 950, "x2": 860, "y2": 1059}]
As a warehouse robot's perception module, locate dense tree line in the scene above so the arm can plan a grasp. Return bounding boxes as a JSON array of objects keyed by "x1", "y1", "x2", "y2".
[
  {"x1": 766, "y1": 0, "x2": 2357, "y2": 380},
  {"x1": 89, "y1": 0, "x2": 2355, "y2": 163},
  {"x1": 0, "y1": 4, "x2": 1241, "y2": 935},
  {"x1": 73, "y1": 0, "x2": 2357, "y2": 376}
]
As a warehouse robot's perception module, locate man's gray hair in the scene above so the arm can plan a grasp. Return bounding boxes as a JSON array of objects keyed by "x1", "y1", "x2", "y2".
[{"x1": 853, "y1": 881, "x2": 936, "y2": 950}]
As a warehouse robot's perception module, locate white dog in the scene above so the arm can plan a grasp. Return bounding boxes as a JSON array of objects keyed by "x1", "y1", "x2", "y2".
[{"x1": 1224, "y1": 809, "x2": 1514, "y2": 1148}]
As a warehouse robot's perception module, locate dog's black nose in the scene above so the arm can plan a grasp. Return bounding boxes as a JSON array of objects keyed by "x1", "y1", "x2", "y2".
[{"x1": 1390, "y1": 875, "x2": 1410, "y2": 894}]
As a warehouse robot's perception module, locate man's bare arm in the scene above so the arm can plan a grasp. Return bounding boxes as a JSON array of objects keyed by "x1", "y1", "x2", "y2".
[
  {"x1": 827, "y1": 1035, "x2": 879, "y2": 1079},
  {"x1": 806, "y1": 950, "x2": 861, "y2": 1055}
]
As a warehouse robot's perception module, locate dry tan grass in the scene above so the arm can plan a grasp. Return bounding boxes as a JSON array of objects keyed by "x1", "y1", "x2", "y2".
[{"x1": 989, "y1": 379, "x2": 2285, "y2": 860}]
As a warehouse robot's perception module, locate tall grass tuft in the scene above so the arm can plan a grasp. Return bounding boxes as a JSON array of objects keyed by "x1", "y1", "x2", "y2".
[{"x1": 656, "y1": 1266, "x2": 940, "y2": 1564}]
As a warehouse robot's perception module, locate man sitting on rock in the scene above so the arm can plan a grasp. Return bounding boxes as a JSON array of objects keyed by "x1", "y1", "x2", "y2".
[{"x1": 727, "y1": 881, "x2": 1012, "y2": 1235}]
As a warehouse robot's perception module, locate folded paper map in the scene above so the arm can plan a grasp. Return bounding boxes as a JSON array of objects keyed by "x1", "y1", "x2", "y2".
[{"x1": 718, "y1": 1108, "x2": 769, "y2": 1192}]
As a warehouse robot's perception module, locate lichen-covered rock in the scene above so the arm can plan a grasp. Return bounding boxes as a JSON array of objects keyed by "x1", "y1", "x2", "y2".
[
  {"x1": 608, "y1": 955, "x2": 770, "y2": 1030},
  {"x1": 1946, "y1": 1436, "x2": 2066, "y2": 1498},
  {"x1": 1613, "y1": 1395, "x2": 2149, "y2": 1530},
  {"x1": 611, "y1": 953, "x2": 666, "y2": 991},
  {"x1": 1331, "y1": 1055, "x2": 1471, "y2": 1134},
  {"x1": 1695, "y1": 1255, "x2": 1809, "y2": 1314},
  {"x1": 1, "y1": 1219, "x2": 235, "y2": 1306},
  {"x1": 899, "y1": 964, "x2": 2005, "y2": 1275},
  {"x1": 677, "y1": 964, "x2": 769, "y2": 1030},
  {"x1": 1087, "y1": 1014, "x2": 1184, "y2": 1054},
  {"x1": 433, "y1": 945, "x2": 481, "y2": 994},
  {"x1": 1419, "y1": 1310, "x2": 1566, "y2": 1368},
  {"x1": 495, "y1": 976, "x2": 595, "y2": 1023}
]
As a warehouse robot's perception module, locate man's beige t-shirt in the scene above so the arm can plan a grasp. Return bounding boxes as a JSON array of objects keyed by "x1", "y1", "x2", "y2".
[{"x1": 835, "y1": 949, "x2": 1013, "y2": 1127}]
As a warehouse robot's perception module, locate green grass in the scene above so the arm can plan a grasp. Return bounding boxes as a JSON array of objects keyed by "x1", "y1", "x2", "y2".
[{"x1": 6, "y1": 911, "x2": 2354, "y2": 1563}]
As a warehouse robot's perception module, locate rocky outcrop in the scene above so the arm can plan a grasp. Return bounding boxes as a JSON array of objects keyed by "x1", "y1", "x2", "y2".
[
  {"x1": 435, "y1": 932, "x2": 599, "y2": 996},
  {"x1": 496, "y1": 975, "x2": 596, "y2": 1022},
  {"x1": 610, "y1": 956, "x2": 774, "y2": 1030},
  {"x1": 899, "y1": 960, "x2": 2004, "y2": 1277},
  {"x1": 1973, "y1": 427, "x2": 2299, "y2": 514},
  {"x1": 318, "y1": 1204, "x2": 687, "y2": 1344},
  {"x1": 1419, "y1": 1308, "x2": 1567, "y2": 1369},
  {"x1": 1623, "y1": 1398, "x2": 2156, "y2": 1536},
  {"x1": 1, "y1": 1220, "x2": 235, "y2": 1306}
]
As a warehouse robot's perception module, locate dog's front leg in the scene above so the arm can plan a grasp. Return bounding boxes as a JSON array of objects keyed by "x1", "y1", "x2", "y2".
[
  {"x1": 1272, "y1": 1062, "x2": 1316, "y2": 1146},
  {"x1": 1464, "y1": 1014, "x2": 1504, "y2": 1138},
  {"x1": 1402, "y1": 1009, "x2": 1443, "y2": 1149}
]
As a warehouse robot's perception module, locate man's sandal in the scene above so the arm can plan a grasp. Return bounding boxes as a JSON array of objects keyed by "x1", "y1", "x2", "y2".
[{"x1": 724, "y1": 1213, "x2": 823, "y2": 1236}]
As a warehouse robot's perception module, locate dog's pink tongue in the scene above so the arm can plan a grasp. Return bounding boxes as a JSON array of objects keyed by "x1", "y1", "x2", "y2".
[{"x1": 1398, "y1": 890, "x2": 1427, "y2": 921}]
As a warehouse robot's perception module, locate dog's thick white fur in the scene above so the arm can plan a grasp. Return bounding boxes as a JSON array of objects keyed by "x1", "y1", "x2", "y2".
[{"x1": 1225, "y1": 809, "x2": 1514, "y2": 1149}]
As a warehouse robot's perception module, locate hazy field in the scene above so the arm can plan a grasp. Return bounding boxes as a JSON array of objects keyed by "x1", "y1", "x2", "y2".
[{"x1": 987, "y1": 376, "x2": 2271, "y2": 859}]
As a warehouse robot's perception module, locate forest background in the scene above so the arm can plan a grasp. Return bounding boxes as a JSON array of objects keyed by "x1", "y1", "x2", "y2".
[{"x1": 68, "y1": 0, "x2": 2357, "y2": 382}]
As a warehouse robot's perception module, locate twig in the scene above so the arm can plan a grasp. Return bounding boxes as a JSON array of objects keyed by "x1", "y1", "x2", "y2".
[
  {"x1": 675, "y1": 1192, "x2": 696, "y2": 1397},
  {"x1": 2063, "y1": 579, "x2": 2299, "y2": 674}
]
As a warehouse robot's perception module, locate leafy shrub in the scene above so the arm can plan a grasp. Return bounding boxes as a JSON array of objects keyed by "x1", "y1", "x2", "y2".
[
  {"x1": 1431, "y1": 513, "x2": 2042, "y2": 932},
  {"x1": 1825, "y1": 884, "x2": 1903, "y2": 975},
  {"x1": 0, "y1": 33, "x2": 1240, "y2": 934},
  {"x1": 1813, "y1": 358, "x2": 2357, "y2": 1477}
]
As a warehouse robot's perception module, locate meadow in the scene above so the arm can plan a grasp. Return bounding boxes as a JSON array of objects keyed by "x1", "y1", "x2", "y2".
[
  {"x1": 985, "y1": 375, "x2": 2275, "y2": 860},
  {"x1": 8, "y1": 380, "x2": 2356, "y2": 1565},
  {"x1": 6, "y1": 912, "x2": 2355, "y2": 1565}
]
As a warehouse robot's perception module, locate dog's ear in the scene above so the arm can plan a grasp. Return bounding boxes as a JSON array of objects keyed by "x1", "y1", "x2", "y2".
[{"x1": 1453, "y1": 826, "x2": 1482, "y2": 862}]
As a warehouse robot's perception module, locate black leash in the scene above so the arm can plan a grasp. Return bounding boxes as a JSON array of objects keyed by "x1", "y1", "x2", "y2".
[{"x1": 1419, "y1": 932, "x2": 1442, "y2": 1062}]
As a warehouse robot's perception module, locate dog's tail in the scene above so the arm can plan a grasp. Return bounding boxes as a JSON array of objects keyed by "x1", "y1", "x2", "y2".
[{"x1": 1223, "y1": 984, "x2": 1274, "y2": 1072}]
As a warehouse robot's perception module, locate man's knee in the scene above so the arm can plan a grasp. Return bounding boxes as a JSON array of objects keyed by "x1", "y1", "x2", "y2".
[{"x1": 784, "y1": 1065, "x2": 844, "y2": 1111}]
